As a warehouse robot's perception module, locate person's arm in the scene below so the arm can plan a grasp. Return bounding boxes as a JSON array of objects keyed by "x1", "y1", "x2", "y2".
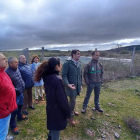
[
  {"x1": 100, "y1": 63, "x2": 104, "y2": 84},
  {"x1": 61, "y1": 62, "x2": 69, "y2": 86},
  {"x1": 83, "y1": 64, "x2": 90, "y2": 85},
  {"x1": 55, "y1": 79, "x2": 71, "y2": 118}
]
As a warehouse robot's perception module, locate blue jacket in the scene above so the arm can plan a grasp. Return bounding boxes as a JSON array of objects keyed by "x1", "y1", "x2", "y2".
[
  {"x1": 18, "y1": 62, "x2": 34, "y2": 89},
  {"x1": 30, "y1": 62, "x2": 44, "y2": 86},
  {"x1": 5, "y1": 66, "x2": 25, "y2": 96}
]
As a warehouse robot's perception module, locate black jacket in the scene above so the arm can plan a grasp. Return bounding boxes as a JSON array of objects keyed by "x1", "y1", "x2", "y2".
[
  {"x1": 43, "y1": 74, "x2": 70, "y2": 130},
  {"x1": 5, "y1": 66, "x2": 25, "y2": 96}
]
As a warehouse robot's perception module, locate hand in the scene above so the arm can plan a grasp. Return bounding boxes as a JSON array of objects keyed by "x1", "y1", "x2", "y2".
[{"x1": 68, "y1": 84, "x2": 76, "y2": 90}]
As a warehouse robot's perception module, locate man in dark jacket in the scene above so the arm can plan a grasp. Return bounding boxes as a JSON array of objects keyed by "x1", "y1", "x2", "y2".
[
  {"x1": 5, "y1": 57, "x2": 28, "y2": 135},
  {"x1": 62, "y1": 50, "x2": 82, "y2": 126},
  {"x1": 0, "y1": 53, "x2": 17, "y2": 140},
  {"x1": 81, "y1": 51, "x2": 104, "y2": 113},
  {"x1": 18, "y1": 55, "x2": 35, "y2": 115}
]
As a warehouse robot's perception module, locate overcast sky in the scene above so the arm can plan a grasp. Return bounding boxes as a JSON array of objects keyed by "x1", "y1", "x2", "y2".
[{"x1": 0, "y1": 0, "x2": 140, "y2": 51}]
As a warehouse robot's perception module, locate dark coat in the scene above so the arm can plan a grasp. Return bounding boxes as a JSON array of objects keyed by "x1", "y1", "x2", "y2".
[
  {"x1": 43, "y1": 74, "x2": 70, "y2": 130},
  {"x1": 84, "y1": 59, "x2": 104, "y2": 84},
  {"x1": 5, "y1": 66, "x2": 25, "y2": 96},
  {"x1": 62, "y1": 60, "x2": 82, "y2": 97},
  {"x1": 18, "y1": 62, "x2": 34, "y2": 89}
]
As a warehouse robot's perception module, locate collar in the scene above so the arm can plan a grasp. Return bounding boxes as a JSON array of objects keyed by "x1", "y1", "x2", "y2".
[
  {"x1": 71, "y1": 58, "x2": 78, "y2": 64},
  {"x1": 9, "y1": 66, "x2": 17, "y2": 71},
  {"x1": 0, "y1": 67, "x2": 5, "y2": 72}
]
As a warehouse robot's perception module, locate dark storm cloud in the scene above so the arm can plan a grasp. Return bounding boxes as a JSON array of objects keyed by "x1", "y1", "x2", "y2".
[{"x1": 0, "y1": 0, "x2": 140, "y2": 50}]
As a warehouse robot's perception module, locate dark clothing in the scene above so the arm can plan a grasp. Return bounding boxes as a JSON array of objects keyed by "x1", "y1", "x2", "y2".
[
  {"x1": 10, "y1": 93, "x2": 23, "y2": 129},
  {"x1": 69, "y1": 96, "x2": 76, "y2": 118},
  {"x1": 62, "y1": 60, "x2": 82, "y2": 97},
  {"x1": 83, "y1": 60, "x2": 104, "y2": 85},
  {"x1": 83, "y1": 83, "x2": 101, "y2": 109},
  {"x1": 43, "y1": 74, "x2": 70, "y2": 130},
  {"x1": 22, "y1": 88, "x2": 33, "y2": 111},
  {"x1": 5, "y1": 66, "x2": 25, "y2": 96},
  {"x1": 83, "y1": 59, "x2": 104, "y2": 109},
  {"x1": 18, "y1": 62, "x2": 34, "y2": 89}
]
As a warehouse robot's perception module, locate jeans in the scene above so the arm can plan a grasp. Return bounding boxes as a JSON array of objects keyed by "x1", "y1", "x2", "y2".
[
  {"x1": 48, "y1": 130, "x2": 60, "y2": 140},
  {"x1": 0, "y1": 114, "x2": 11, "y2": 140},
  {"x1": 10, "y1": 93, "x2": 23, "y2": 129},
  {"x1": 69, "y1": 96, "x2": 76, "y2": 118},
  {"x1": 83, "y1": 83, "x2": 101, "y2": 109}
]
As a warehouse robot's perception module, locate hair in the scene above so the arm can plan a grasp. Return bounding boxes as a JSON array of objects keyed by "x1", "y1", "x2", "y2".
[
  {"x1": 35, "y1": 57, "x2": 60, "y2": 81},
  {"x1": 31, "y1": 55, "x2": 39, "y2": 64},
  {"x1": 18, "y1": 55, "x2": 25, "y2": 60},
  {"x1": 92, "y1": 51, "x2": 100, "y2": 56},
  {"x1": 8, "y1": 57, "x2": 17, "y2": 65},
  {"x1": 71, "y1": 49, "x2": 80, "y2": 58}
]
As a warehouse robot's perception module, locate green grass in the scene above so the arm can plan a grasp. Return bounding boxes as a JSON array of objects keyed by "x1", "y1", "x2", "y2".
[{"x1": 9, "y1": 77, "x2": 140, "y2": 140}]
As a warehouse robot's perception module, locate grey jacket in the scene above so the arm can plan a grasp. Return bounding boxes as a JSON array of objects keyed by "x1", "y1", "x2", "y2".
[
  {"x1": 62, "y1": 60, "x2": 82, "y2": 97},
  {"x1": 83, "y1": 59, "x2": 104, "y2": 85}
]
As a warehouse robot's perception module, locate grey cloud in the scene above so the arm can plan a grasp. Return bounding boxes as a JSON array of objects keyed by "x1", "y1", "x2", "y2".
[{"x1": 0, "y1": 0, "x2": 140, "y2": 50}]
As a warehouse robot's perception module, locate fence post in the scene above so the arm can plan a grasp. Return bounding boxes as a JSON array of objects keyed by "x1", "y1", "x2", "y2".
[
  {"x1": 25, "y1": 48, "x2": 29, "y2": 64},
  {"x1": 41, "y1": 47, "x2": 44, "y2": 62},
  {"x1": 130, "y1": 47, "x2": 135, "y2": 76}
]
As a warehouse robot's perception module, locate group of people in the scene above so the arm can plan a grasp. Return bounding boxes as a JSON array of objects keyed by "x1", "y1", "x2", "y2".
[{"x1": 0, "y1": 49, "x2": 104, "y2": 140}]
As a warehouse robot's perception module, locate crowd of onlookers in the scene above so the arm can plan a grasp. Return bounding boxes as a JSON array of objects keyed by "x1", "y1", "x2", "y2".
[{"x1": 0, "y1": 49, "x2": 104, "y2": 140}]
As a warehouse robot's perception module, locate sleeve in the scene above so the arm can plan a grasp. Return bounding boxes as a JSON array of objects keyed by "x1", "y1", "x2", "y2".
[
  {"x1": 55, "y1": 79, "x2": 71, "y2": 118},
  {"x1": 61, "y1": 62, "x2": 69, "y2": 86},
  {"x1": 100, "y1": 63, "x2": 104, "y2": 84},
  {"x1": 83, "y1": 64, "x2": 90, "y2": 85}
]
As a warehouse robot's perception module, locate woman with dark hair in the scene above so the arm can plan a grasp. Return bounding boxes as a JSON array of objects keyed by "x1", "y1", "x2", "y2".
[
  {"x1": 35, "y1": 58, "x2": 70, "y2": 140},
  {"x1": 30, "y1": 55, "x2": 44, "y2": 104}
]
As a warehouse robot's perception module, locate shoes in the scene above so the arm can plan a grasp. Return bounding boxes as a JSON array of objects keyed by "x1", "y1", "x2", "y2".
[
  {"x1": 5, "y1": 135, "x2": 14, "y2": 140},
  {"x1": 11, "y1": 127, "x2": 19, "y2": 135},
  {"x1": 35, "y1": 99, "x2": 38, "y2": 104},
  {"x1": 22, "y1": 111, "x2": 29, "y2": 115},
  {"x1": 81, "y1": 108, "x2": 86, "y2": 113},
  {"x1": 74, "y1": 111, "x2": 79, "y2": 116},
  {"x1": 69, "y1": 118, "x2": 76, "y2": 126},
  {"x1": 41, "y1": 97, "x2": 44, "y2": 101},
  {"x1": 93, "y1": 107, "x2": 104, "y2": 113},
  {"x1": 29, "y1": 106, "x2": 35, "y2": 109},
  {"x1": 17, "y1": 115, "x2": 28, "y2": 121}
]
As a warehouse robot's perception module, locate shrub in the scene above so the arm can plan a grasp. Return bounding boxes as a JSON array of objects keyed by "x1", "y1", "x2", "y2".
[{"x1": 124, "y1": 116, "x2": 140, "y2": 133}]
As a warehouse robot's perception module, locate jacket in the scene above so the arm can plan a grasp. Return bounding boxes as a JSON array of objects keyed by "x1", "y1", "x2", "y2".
[
  {"x1": 83, "y1": 59, "x2": 104, "y2": 84},
  {"x1": 0, "y1": 68, "x2": 17, "y2": 119},
  {"x1": 43, "y1": 74, "x2": 70, "y2": 130},
  {"x1": 62, "y1": 60, "x2": 82, "y2": 97},
  {"x1": 30, "y1": 62, "x2": 44, "y2": 86},
  {"x1": 18, "y1": 62, "x2": 34, "y2": 89},
  {"x1": 5, "y1": 66, "x2": 25, "y2": 96}
]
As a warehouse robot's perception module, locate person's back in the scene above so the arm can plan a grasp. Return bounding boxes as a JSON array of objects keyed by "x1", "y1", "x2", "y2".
[{"x1": 35, "y1": 58, "x2": 70, "y2": 140}]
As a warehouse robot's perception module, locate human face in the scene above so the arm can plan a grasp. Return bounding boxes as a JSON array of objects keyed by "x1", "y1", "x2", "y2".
[
  {"x1": 10, "y1": 58, "x2": 19, "y2": 69},
  {"x1": 92, "y1": 52, "x2": 100, "y2": 61},
  {"x1": 34, "y1": 57, "x2": 39, "y2": 63},
  {"x1": 19, "y1": 55, "x2": 26, "y2": 64},
  {"x1": 73, "y1": 51, "x2": 81, "y2": 61},
  {"x1": 0, "y1": 54, "x2": 8, "y2": 68}
]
